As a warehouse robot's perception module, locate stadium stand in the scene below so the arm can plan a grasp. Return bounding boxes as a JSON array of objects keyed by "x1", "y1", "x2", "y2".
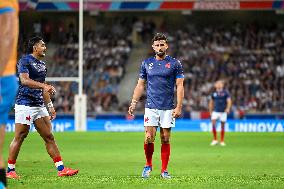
[
  {"x1": 51, "y1": 21, "x2": 133, "y2": 113},
  {"x1": 17, "y1": 14, "x2": 284, "y2": 115},
  {"x1": 171, "y1": 23, "x2": 284, "y2": 114}
]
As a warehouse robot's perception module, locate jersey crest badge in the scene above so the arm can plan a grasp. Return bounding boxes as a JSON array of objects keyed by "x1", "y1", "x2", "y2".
[{"x1": 165, "y1": 63, "x2": 170, "y2": 69}]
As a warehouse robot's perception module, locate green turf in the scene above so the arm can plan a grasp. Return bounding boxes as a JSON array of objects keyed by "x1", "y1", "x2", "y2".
[{"x1": 3, "y1": 132, "x2": 284, "y2": 189}]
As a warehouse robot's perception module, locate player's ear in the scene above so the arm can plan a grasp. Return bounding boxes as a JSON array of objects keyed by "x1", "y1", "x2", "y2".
[{"x1": 165, "y1": 43, "x2": 169, "y2": 50}]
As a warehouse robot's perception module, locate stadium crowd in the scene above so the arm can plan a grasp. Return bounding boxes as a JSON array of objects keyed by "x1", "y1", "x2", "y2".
[
  {"x1": 18, "y1": 19, "x2": 284, "y2": 114},
  {"x1": 171, "y1": 23, "x2": 284, "y2": 113},
  {"x1": 50, "y1": 21, "x2": 133, "y2": 113}
]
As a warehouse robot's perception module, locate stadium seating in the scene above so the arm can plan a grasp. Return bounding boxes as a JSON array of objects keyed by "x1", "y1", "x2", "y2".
[
  {"x1": 20, "y1": 20, "x2": 283, "y2": 114},
  {"x1": 50, "y1": 22, "x2": 133, "y2": 113},
  {"x1": 171, "y1": 23, "x2": 284, "y2": 114}
]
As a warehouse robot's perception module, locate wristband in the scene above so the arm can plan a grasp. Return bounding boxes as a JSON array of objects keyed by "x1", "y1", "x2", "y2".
[{"x1": 47, "y1": 101, "x2": 53, "y2": 108}]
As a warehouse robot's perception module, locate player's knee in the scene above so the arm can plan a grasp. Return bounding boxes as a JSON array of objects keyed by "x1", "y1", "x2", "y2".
[
  {"x1": 161, "y1": 136, "x2": 170, "y2": 144},
  {"x1": 145, "y1": 133, "x2": 155, "y2": 143},
  {"x1": 15, "y1": 132, "x2": 28, "y2": 142}
]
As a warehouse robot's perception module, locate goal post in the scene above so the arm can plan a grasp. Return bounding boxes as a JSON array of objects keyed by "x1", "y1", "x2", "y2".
[
  {"x1": 75, "y1": 94, "x2": 87, "y2": 131},
  {"x1": 76, "y1": 0, "x2": 85, "y2": 131}
]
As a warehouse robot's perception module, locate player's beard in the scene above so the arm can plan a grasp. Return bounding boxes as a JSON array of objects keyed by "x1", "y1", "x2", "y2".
[
  {"x1": 40, "y1": 51, "x2": 46, "y2": 57},
  {"x1": 156, "y1": 50, "x2": 166, "y2": 58}
]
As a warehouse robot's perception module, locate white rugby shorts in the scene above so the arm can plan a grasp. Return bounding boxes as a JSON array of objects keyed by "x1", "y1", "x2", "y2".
[
  {"x1": 211, "y1": 111, "x2": 227, "y2": 122},
  {"x1": 144, "y1": 108, "x2": 175, "y2": 128},
  {"x1": 15, "y1": 104, "x2": 49, "y2": 125}
]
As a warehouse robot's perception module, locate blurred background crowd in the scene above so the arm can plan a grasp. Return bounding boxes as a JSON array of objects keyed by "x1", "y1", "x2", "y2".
[{"x1": 17, "y1": 12, "x2": 284, "y2": 115}]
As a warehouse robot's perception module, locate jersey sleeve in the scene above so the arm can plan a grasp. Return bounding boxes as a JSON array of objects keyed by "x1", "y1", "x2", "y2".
[
  {"x1": 17, "y1": 58, "x2": 29, "y2": 74},
  {"x1": 0, "y1": 7, "x2": 15, "y2": 14},
  {"x1": 175, "y1": 60, "x2": 184, "y2": 79},
  {"x1": 139, "y1": 61, "x2": 147, "y2": 80},
  {"x1": 0, "y1": 1, "x2": 18, "y2": 14},
  {"x1": 226, "y1": 90, "x2": 231, "y2": 99},
  {"x1": 210, "y1": 93, "x2": 214, "y2": 100}
]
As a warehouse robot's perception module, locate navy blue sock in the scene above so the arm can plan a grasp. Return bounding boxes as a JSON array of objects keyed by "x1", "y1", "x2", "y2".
[{"x1": 0, "y1": 169, "x2": 7, "y2": 187}]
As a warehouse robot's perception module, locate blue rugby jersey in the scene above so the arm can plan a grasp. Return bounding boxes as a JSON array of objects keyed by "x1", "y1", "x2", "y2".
[
  {"x1": 139, "y1": 55, "x2": 184, "y2": 110},
  {"x1": 211, "y1": 90, "x2": 231, "y2": 112},
  {"x1": 16, "y1": 54, "x2": 47, "y2": 107}
]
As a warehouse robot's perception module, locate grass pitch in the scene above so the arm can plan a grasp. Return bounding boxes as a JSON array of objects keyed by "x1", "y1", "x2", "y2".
[{"x1": 3, "y1": 132, "x2": 284, "y2": 189}]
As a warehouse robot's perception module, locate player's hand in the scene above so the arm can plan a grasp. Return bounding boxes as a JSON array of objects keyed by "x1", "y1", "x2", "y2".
[
  {"x1": 172, "y1": 106, "x2": 182, "y2": 118},
  {"x1": 225, "y1": 108, "x2": 230, "y2": 114},
  {"x1": 49, "y1": 107, "x2": 56, "y2": 120},
  {"x1": 43, "y1": 84, "x2": 56, "y2": 95},
  {"x1": 128, "y1": 100, "x2": 137, "y2": 116}
]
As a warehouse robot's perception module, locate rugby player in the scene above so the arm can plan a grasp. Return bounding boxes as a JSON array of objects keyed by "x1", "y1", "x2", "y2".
[
  {"x1": 209, "y1": 80, "x2": 232, "y2": 146},
  {"x1": 128, "y1": 33, "x2": 184, "y2": 179},
  {"x1": 0, "y1": 0, "x2": 19, "y2": 188},
  {"x1": 6, "y1": 37, "x2": 79, "y2": 179}
]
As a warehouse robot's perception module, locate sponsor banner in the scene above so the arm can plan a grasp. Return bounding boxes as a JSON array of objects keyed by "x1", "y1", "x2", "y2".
[
  {"x1": 19, "y1": 1, "x2": 284, "y2": 11},
  {"x1": 5, "y1": 119, "x2": 75, "y2": 132},
  {"x1": 193, "y1": 1, "x2": 240, "y2": 10},
  {"x1": 5, "y1": 119, "x2": 284, "y2": 132}
]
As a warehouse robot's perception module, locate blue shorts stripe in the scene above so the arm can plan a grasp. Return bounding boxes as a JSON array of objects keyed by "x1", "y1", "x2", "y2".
[
  {"x1": 0, "y1": 7, "x2": 15, "y2": 14},
  {"x1": 0, "y1": 75, "x2": 18, "y2": 125},
  {"x1": 176, "y1": 75, "x2": 184, "y2": 79}
]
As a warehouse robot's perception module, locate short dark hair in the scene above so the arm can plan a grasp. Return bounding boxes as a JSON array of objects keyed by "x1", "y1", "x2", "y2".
[
  {"x1": 27, "y1": 36, "x2": 43, "y2": 54},
  {"x1": 152, "y1": 33, "x2": 168, "y2": 44}
]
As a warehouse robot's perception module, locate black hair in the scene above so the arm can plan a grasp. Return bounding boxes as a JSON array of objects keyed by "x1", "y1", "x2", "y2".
[
  {"x1": 26, "y1": 36, "x2": 43, "y2": 54},
  {"x1": 152, "y1": 33, "x2": 168, "y2": 44}
]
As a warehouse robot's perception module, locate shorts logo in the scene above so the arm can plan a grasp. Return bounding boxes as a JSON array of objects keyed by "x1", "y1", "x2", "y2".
[
  {"x1": 144, "y1": 117, "x2": 149, "y2": 123},
  {"x1": 171, "y1": 117, "x2": 174, "y2": 125},
  {"x1": 165, "y1": 63, "x2": 170, "y2": 69},
  {"x1": 26, "y1": 115, "x2": 31, "y2": 121}
]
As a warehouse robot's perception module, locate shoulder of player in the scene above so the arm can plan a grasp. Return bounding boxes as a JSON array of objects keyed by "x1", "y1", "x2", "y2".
[
  {"x1": 18, "y1": 55, "x2": 31, "y2": 64},
  {"x1": 211, "y1": 91, "x2": 217, "y2": 97},
  {"x1": 167, "y1": 56, "x2": 181, "y2": 65},
  {"x1": 18, "y1": 55, "x2": 46, "y2": 65},
  {"x1": 224, "y1": 89, "x2": 231, "y2": 95},
  {"x1": 142, "y1": 57, "x2": 155, "y2": 64}
]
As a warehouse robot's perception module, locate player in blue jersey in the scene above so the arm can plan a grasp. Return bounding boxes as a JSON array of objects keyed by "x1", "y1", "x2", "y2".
[
  {"x1": 0, "y1": 1, "x2": 19, "y2": 188},
  {"x1": 209, "y1": 80, "x2": 232, "y2": 146},
  {"x1": 128, "y1": 33, "x2": 184, "y2": 179},
  {"x1": 6, "y1": 37, "x2": 79, "y2": 179}
]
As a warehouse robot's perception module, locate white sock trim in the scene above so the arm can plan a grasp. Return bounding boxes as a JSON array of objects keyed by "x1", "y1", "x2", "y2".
[
  {"x1": 55, "y1": 161, "x2": 64, "y2": 167},
  {"x1": 8, "y1": 163, "x2": 15, "y2": 169}
]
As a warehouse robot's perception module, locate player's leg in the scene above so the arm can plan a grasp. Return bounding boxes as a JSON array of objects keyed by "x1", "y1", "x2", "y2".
[
  {"x1": 0, "y1": 126, "x2": 7, "y2": 188},
  {"x1": 210, "y1": 112, "x2": 218, "y2": 146},
  {"x1": 159, "y1": 109, "x2": 174, "y2": 179},
  {"x1": 144, "y1": 126, "x2": 157, "y2": 167},
  {"x1": 142, "y1": 126, "x2": 157, "y2": 178},
  {"x1": 34, "y1": 116, "x2": 60, "y2": 159},
  {"x1": 7, "y1": 123, "x2": 30, "y2": 179},
  {"x1": 0, "y1": 76, "x2": 18, "y2": 181},
  {"x1": 0, "y1": 89, "x2": 8, "y2": 186},
  {"x1": 142, "y1": 108, "x2": 159, "y2": 178},
  {"x1": 160, "y1": 128, "x2": 171, "y2": 178},
  {"x1": 220, "y1": 122, "x2": 226, "y2": 146},
  {"x1": 33, "y1": 115, "x2": 78, "y2": 176},
  {"x1": 220, "y1": 112, "x2": 227, "y2": 146}
]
